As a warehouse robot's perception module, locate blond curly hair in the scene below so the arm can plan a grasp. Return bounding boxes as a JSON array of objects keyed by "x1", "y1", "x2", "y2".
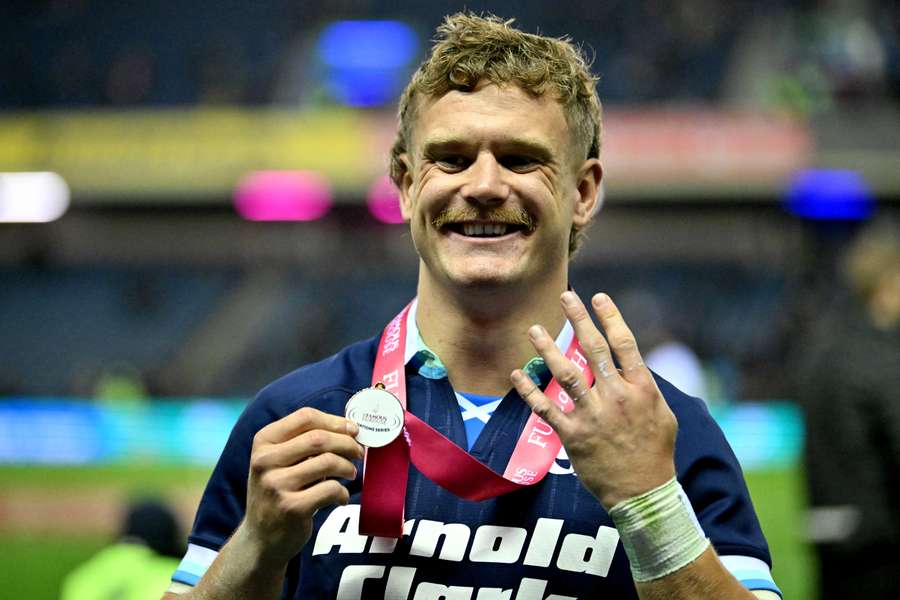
[{"x1": 390, "y1": 13, "x2": 602, "y2": 255}]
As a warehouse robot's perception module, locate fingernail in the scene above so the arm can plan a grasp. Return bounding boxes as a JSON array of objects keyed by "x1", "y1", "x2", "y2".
[
  {"x1": 346, "y1": 421, "x2": 359, "y2": 435},
  {"x1": 528, "y1": 325, "x2": 543, "y2": 339},
  {"x1": 561, "y1": 291, "x2": 578, "y2": 307},
  {"x1": 511, "y1": 370, "x2": 525, "y2": 384},
  {"x1": 593, "y1": 293, "x2": 609, "y2": 307}
]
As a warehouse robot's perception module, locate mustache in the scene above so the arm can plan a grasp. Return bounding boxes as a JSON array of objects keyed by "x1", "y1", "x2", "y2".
[{"x1": 432, "y1": 206, "x2": 536, "y2": 232}]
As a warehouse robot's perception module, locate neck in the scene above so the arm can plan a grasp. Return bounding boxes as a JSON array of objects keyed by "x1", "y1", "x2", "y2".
[{"x1": 414, "y1": 270, "x2": 568, "y2": 396}]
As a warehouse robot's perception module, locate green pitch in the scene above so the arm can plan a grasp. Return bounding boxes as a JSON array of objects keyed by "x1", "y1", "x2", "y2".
[{"x1": 745, "y1": 468, "x2": 817, "y2": 600}]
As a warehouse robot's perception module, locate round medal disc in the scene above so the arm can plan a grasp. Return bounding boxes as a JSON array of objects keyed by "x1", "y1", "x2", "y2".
[{"x1": 345, "y1": 386, "x2": 405, "y2": 448}]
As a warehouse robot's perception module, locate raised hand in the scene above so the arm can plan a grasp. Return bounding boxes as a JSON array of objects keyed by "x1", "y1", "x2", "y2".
[
  {"x1": 244, "y1": 407, "x2": 364, "y2": 565},
  {"x1": 510, "y1": 291, "x2": 678, "y2": 510}
]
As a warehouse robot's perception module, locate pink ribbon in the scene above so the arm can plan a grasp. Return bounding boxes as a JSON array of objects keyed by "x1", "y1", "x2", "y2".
[{"x1": 359, "y1": 301, "x2": 592, "y2": 537}]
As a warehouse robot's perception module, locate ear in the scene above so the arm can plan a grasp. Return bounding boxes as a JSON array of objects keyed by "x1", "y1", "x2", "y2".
[
  {"x1": 397, "y1": 153, "x2": 415, "y2": 221},
  {"x1": 572, "y1": 158, "x2": 603, "y2": 227}
]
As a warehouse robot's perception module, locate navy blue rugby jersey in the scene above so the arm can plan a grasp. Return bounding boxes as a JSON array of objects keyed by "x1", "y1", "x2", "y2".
[{"x1": 174, "y1": 335, "x2": 779, "y2": 599}]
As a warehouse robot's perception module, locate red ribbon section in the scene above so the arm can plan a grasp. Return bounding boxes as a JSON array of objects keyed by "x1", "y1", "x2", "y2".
[{"x1": 359, "y1": 301, "x2": 592, "y2": 537}]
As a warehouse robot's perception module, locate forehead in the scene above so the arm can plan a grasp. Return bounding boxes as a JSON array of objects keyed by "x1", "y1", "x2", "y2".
[{"x1": 411, "y1": 83, "x2": 572, "y2": 156}]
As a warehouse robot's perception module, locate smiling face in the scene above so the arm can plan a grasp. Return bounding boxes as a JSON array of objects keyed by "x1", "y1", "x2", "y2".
[{"x1": 397, "y1": 82, "x2": 601, "y2": 296}]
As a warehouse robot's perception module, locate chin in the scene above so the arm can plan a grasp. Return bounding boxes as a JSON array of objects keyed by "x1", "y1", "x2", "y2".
[{"x1": 443, "y1": 264, "x2": 528, "y2": 291}]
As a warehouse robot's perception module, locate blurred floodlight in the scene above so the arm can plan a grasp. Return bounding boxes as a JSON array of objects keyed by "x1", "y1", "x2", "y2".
[
  {"x1": 784, "y1": 169, "x2": 875, "y2": 221},
  {"x1": 316, "y1": 20, "x2": 418, "y2": 107},
  {"x1": 318, "y1": 21, "x2": 417, "y2": 69},
  {"x1": 234, "y1": 170, "x2": 332, "y2": 222},
  {"x1": 367, "y1": 175, "x2": 405, "y2": 224},
  {"x1": 0, "y1": 172, "x2": 71, "y2": 223}
]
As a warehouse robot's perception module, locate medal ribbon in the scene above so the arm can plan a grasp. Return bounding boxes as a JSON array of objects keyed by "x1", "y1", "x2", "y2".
[{"x1": 360, "y1": 300, "x2": 593, "y2": 537}]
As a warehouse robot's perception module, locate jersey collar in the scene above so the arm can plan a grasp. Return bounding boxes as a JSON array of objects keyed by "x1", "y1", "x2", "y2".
[{"x1": 404, "y1": 297, "x2": 575, "y2": 385}]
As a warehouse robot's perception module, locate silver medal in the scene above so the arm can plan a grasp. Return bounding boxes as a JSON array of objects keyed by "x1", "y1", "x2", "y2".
[{"x1": 345, "y1": 384, "x2": 404, "y2": 448}]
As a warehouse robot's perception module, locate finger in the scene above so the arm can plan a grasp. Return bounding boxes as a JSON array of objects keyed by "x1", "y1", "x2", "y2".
[
  {"x1": 286, "y1": 479, "x2": 352, "y2": 515},
  {"x1": 263, "y1": 453, "x2": 358, "y2": 492},
  {"x1": 527, "y1": 324, "x2": 593, "y2": 403},
  {"x1": 510, "y1": 369, "x2": 570, "y2": 434},
  {"x1": 252, "y1": 429, "x2": 364, "y2": 472},
  {"x1": 560, "y1": 291, "x2": 619, "y2": 384},
  {"x1": 255, "y1": 406, "x2": 359, "y2": 446},
  {"x1": 591, "y1": 293, "x2": 648, "y2": 380}
]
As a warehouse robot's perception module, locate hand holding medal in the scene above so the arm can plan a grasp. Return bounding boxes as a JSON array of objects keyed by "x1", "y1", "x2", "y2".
[{"x1": 241, "y1": 407, "x2": 364, "y2": 565}]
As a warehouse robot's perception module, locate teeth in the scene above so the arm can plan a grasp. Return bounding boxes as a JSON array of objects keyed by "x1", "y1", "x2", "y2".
[{"x1": 461, "y1": 223, "x2": 508, "y2": 237}]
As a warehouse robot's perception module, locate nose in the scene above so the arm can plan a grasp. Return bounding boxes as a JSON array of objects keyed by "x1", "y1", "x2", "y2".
[{"x1": 460, "y1": 152, "x2": 509, "y2": 206}]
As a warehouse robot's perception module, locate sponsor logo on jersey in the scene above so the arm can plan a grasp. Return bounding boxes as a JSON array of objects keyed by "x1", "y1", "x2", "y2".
[
  {"x1": 313, "y1": 505, "x2": 620, "y2": 600},
  {"x1": 550, "y1": 446, "x2": 575, "y2": 476}
]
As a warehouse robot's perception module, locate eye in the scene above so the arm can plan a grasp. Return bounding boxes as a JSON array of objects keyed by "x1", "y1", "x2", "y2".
[
  {"x1": 434, "y1": 155, "x2": 470, "y2": 172},
  {"x1": 501, "y1": 154, "x2": 540, "y2": 171}
]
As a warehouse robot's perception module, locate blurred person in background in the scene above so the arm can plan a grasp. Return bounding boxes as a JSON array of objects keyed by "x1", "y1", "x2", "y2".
[
  {"x1": 797, "y1": 218, "x2": 900, "y2": 599},
  {"x1": 93, "y1": 361, "x2": 149, "y2": 406},
  {"x1": 62, "y1": 499, "x2": 184, "y2": 600},
  {"x1": 164, "y1": 13, "x2": 779, "y2": 600}
]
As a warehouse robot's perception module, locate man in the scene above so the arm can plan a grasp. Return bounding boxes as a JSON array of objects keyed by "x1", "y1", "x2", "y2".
[
  {"x1": 63, "y1": 499, "x2": 183, "y2": 600},
  {"x1": 165, "y1": 13, "x2": 780, "y2": 599},
  {"x1": 798, "y1": 219, "x2": 900, "y2": 599}
]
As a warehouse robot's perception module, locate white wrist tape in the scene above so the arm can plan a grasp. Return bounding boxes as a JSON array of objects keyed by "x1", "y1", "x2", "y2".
[{"x1": 608, "y1": 476, "x2": 710, "y2": 582}]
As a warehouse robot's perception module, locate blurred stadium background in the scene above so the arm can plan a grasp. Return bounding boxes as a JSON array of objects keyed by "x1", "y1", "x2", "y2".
[{"x1": 1, "y1": 1, "x2": 898, "y2": 598}]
